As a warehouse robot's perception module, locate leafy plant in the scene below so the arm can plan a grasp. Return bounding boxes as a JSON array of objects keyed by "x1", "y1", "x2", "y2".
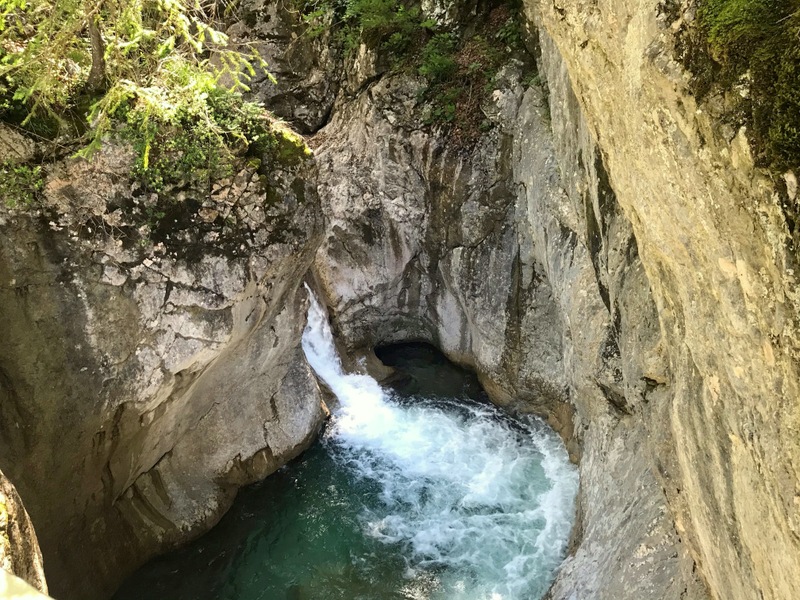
[
  {"x1": 419, "y1": 33, "x2": 458, "y2": 82},
  {"x1": 495, "y1": 16, "x2": 521, "y2": 46},
  {"x1": 0, "y1": 161, "x2": 43, "y2": 207},
  {"x1": 297, "y1": 0, "x2": 435, "y2": 56},
  {"x1": 0, "y1": 0, "x2": 278, "y2": 187},
  {"x1": 424, "y1": 88, "x2": 458, "y2": 124}
]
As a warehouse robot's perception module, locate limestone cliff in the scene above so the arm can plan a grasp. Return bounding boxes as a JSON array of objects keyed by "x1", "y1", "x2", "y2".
[
  {"x1": 308, "y1": 1, "x2": 800, "y2": 599},
  {"x1": 528, "y1": 1, "x2": 800, "y2": 598},
  {"x1": 0, "y1": 138, "x2": 327, "y2": 598},
  {"x1": 309, "y1": 20, "x2": 705, "y2": 600}
]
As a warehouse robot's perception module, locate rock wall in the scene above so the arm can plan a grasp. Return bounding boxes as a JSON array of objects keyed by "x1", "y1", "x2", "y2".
[
  {"x1": 309, "y1": 1, "x2": 799, "y2": 599},
  {"x1": 527, "y1": 0, "x2": 800, "y2": 598},
  {"x1": 0, "y1": 141, "x2": 327, "y2": 598},
  {"x1": 1, "y1": 0, "x2": 798, "y2": 599},
  {"x1": 312, "y1": 61, "x2": 578, "y2": 435}
]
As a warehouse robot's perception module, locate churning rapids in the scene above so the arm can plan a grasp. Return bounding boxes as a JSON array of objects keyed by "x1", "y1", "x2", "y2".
[
  {"x1": 114, "y1": 290, "x2": 578, "y2": 600},
  {"x1": 301, "y1": 290, "x2": 578, "y2": 600}
]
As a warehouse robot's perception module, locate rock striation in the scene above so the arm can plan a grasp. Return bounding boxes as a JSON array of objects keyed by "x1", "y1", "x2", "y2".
[
  {"x1": 310, "y1": 1, "x2": 800, "y2": 599},
  {"x1": 310, "y1": 24, "x2": 705, "y2": 600},
  {"x1": 0, "y1": 138, "x2": 327, "y2": 598},
  {"x1": 527, "y1": 1, "x2": 800, "y2": 597}
]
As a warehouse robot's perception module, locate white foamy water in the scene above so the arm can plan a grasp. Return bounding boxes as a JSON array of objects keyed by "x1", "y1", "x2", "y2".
[{"x1": 302, "y1": 287, "x2": 579, "y2": 600}]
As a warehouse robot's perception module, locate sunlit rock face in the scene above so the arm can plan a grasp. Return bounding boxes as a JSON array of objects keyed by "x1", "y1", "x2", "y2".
[
  {"x1": 0, "y1": 142, "x2": 326, "y2": 599},
  {"x1": 525, "y1": 1, "x2": 800, "y2": 599},
  {"x1": 1, "y1": 0, "x2": 798, "y2": 598},
  {"x1": 0, "y1": 468, "x2": 47, "y2": 595},
  {"x1": 229, "y1": 0, "x2": 342, "y2": 133},
  {"x1": 312, "y1": 65, "x2": 572, "y2": 427},
  {"x1": 311, "y1": 2, "x2": 800, "y2": 600}
]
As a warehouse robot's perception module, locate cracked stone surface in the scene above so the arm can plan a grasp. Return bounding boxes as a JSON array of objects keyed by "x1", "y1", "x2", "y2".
[
  {"x1": 310, "y1": 24, "x2": 705, "y2": 600},
  {"x1": 525, "y1": 0, "x2": 800, "y2": 597},
  {"x1": 2, "y1": 1, "x2": 800, "y2": 599}
]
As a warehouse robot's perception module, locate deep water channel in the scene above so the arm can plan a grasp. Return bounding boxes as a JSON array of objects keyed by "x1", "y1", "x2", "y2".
[{"x1": 114, "y1": 294, "x2": 578, "y2": 600}]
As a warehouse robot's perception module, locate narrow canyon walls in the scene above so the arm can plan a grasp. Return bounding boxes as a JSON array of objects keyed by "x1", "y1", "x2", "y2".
[
  {"x1": 0, "y1": 1, "x2": 798, "y2": 599},
  {"x1": 309, "y1": 9, "x2": 706, "y2": 598}
]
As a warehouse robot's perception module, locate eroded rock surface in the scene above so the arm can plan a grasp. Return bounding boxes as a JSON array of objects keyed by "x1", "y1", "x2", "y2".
[
  {"x1": 309, "y1": 1, "x2": 799, "y2": 599},
  {"x1": 228, "y1": 0, "x2": 342, "y2": 133},
  {"x1": 311, "y1": 43, "x2": 706, "y2": 598},
  {"x1": 527, "y1": 1, "x2": 800, "y2": 598},
  {"x1": 312, "y1": 58, "x2": 578, "y2": 428},
  {"x1": 1, "y1": 0, "x2": 799, "y2": 599},
  {"x1": 0, "y1": 142, "x2": 327, "y2": 599}
]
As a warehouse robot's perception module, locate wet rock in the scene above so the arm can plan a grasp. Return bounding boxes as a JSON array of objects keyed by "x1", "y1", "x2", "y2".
[{"x1": 309, "y1": 5, "x2": 708, "y2": 600}]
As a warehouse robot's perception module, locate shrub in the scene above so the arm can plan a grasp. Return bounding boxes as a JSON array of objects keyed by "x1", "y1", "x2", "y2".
[
  {"x1": 119, "y1": 88, "x2": 274, "y2": 192},
  {"x1": 0, "y1": 161, "x2": 43, "y2": 207},
  {"x1": 419, "y1": 34, "x2": 458, "y2": 82},
  {"x1": 0, "y1": 0, "x2": 276, "y2": 186}
]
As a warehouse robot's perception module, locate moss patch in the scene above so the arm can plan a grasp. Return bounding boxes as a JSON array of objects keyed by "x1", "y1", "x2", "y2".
[{"x1": 680, "y1": 0, "x2": 800, "y2": 171}]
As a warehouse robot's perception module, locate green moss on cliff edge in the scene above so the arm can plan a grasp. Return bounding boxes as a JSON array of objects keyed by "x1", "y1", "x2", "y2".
[{"x1": 687, "y1": 0, "x2": 800, "y2": 171}]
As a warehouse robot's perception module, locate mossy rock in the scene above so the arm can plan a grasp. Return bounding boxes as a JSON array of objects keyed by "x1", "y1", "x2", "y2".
[
  {"x1": 270, "y1": 124, "x2": 313, "y2": 166},
  {"x1": 686, "y1": 0, "x2": 800, "y2": 171}
]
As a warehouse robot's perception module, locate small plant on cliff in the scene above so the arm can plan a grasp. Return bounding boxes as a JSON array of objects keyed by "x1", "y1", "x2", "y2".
[
  {"x1": 416, "y1": 3, "x2": 528, "y2": 143},
  {"x1": 419, "y1": 33, "x2": 458, "y2": 82},
  {"x1": 0, "y1": 160, "x2": 43, "y2": 207},
  {"x1": 119, "y1": 86, "x2": 275, "y2": 193},
  {"x1": 299, "y1": 0, "x2": 436, "y2": 55}
]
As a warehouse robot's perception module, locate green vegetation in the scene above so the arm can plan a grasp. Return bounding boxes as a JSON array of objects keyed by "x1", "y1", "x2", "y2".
[
  {"x1": 301, "y1": 0, "x2": 436, "y2": 55},
  {"x1": 418, "y1": 33, "x2": 458, "y2": 82},
  {"x1": 690, "y1": 0, "x2": 800, "y2": 170},
  {"x1": 416, "y1": 6, "x2": 527, "y2": 143},
  {"x1": 0, "y1": 0, "x2": 295, "y2": 193},
  {"x1": 299, "y1": 0, "x2": 529, "y2": 143},
  {"x1": 343, "y1": 0, "x2": 430, "y2": 50},
  {"x1": 0, "y1": 160, "x2": 42, "y2": 206},
  {"x1": 120, "y1": 88, "x2": 274, "y2": 193},
  {"x1": 300, "y1": 0, "x2": 436, "y2": 58}
]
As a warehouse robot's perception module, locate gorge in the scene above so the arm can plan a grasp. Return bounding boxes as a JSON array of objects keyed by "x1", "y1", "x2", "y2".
[
  {"x1": 1, "y1": 0, "x2": 799, "y2": 599},
  {"x1": 113, "y1": 295, "x2": 578, "y2": 600}
]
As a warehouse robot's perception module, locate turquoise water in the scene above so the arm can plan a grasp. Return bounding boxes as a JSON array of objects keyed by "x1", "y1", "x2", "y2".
[{"x1": 113, "y1": 295, "x2": 578, "y2": 600}]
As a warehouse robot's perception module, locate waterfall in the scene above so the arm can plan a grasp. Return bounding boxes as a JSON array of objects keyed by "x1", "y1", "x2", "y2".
[{"x1": 301, "y1": 286, "x2": 579, "y2": 600}]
